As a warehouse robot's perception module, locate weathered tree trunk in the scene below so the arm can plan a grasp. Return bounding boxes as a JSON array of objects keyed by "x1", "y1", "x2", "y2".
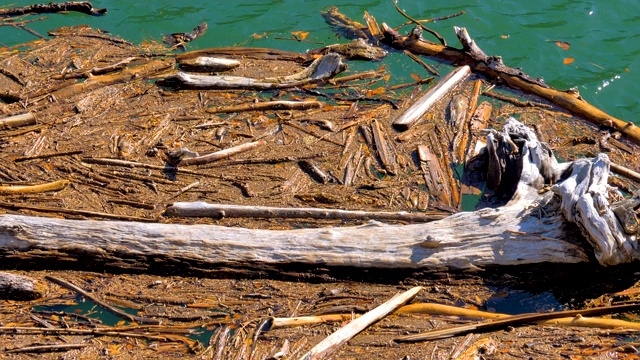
[{"x1": 1, "y1": 120, "x2": 636, "y2": 275}]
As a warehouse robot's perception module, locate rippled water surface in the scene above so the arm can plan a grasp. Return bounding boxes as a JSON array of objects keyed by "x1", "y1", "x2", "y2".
[{"x1": 2, "y1": 0, "x2": 638, "y2": 123}]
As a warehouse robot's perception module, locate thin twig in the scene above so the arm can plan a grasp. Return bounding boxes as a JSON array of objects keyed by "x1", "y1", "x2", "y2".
[
  {"x1": 403, "y1": 50, "x2": 440, "y2": 76},
  {"x1": 0, "y1": 201, "x2": 156, "y2": 221},
  {"x1": 393, "y1": 1, "x2": 447, "y2": 45},
  {"x1": 14, "y1": 149, "x2": 83, "y2": 162}
]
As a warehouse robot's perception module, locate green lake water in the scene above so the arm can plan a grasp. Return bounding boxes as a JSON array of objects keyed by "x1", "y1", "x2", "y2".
[{"x1": 1, "y1": 0, "x2": 638, "y2": 124}]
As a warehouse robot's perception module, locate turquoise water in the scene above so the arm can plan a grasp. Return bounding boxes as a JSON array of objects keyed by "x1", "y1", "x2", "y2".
[{"x1": 1, "y1": 1, "x2": 638, "y2": 123}]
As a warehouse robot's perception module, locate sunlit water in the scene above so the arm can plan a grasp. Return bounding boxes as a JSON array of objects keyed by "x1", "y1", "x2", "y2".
[{"x1": 1, "y1": 1, "x2": 638, "y2": 124}]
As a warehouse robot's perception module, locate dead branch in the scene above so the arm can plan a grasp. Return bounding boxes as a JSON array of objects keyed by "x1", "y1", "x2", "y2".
[
  {"x1": 0, "y1": 179, "x2": 69, "y2": 194},
  {"x1": 0, "y1": 1, "x2": 107, "y2": 17},
  {"x1": 392, "y1": 1, "x2": 446, "y2": 45},
  {"x1": 14, "y1": 150, "x2": 82, "y2": 162},
  {"x1": 174, "y1": 140, "x2": 266, "y2": 166},
  {"x1": 205, "y1": 100, "x2": 323, "y2": 114},
  {"x1": 165, "y1": 201, "x2": 448, "y2": 223},
  {"x1": 0, "y1": 202, "x2": 155, "y2": 222},
  {"x1": 381, "y1": 24, "x2": 640, "y2": 144},
  {"x1": 397, "y1": 302, "x2": 640, "y2": 330},
  {"x1": 6, "y1": 343, "x2": 89, "y2": 354}
]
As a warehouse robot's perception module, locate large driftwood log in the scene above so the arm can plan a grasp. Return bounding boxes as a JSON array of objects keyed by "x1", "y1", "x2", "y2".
[{"x1": 0, "y1": 120, "x2": 637, "y2": 274}]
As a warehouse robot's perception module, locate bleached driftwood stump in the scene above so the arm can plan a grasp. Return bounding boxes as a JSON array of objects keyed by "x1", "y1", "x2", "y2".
[{"x1": 0, "y1": 119, "x2": 637, "y2": 275}]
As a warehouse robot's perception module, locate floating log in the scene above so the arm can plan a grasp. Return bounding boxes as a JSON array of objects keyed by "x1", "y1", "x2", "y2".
[
  {"x1": 163, "y1": 22, "x2": 207, "y2": 48},
  {"x1": 381, "y1": 24, "x2": 640, "y2": 144},
  {"x1": 392, "y1": 65, "x2": 470, "y2": 131},
  {"x1": 205, "y1": 100, "x2": 323, "y2": 114},
  {"x1": 448, "y1": 93, "x2": 469, "y2": 164},
  {"x1": 176, "y1": 47, "x2": 309, "y2": 63}
]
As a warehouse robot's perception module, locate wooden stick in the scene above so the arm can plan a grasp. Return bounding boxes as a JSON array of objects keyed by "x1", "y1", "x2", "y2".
[
  {"x1": 484, "y1": 90, "x2": 551, "y2": 108},
  {"x1": 610, "y1": 162, "x2": 640, "y2": 184},
  {"x1": 49, "y1": 59, "x2": 173, "y2": 102},
  {"x1": 165, "y1": 201, "x2": 448, "y2": 223},
  {"x1": 392, "y1": 65, "x2": 470, "y2": 131},
  {"x1": 0, "y1": 202, "x2": 156, "y2": 222},
  {"x1": 14, "y1": 149, "x2": 83, "y2": 162},
  {"x1": 44, "y1": 275, "x2": 161, "y2": 325},
  {"x1": 382, "y1": 24, "x2": 640, "y2": 144},
  {"x1": 270, "y1": 314, "x2": 356, "y2": 329},
  {"x1": 404, "y1": 50, "x2": 440, "y2": 76},
  {"x1": 177, "y1": 140, "x2": 265, "y2": 166},
  {"x1": 205, "y1": 100, "x2": 323, "y2": 114},
  {"x1": 0, "y1": 179, "x2": 69, "y2": 194},
  {"x1": 395, "y1": 302, "x2": 640, "y2": 343},
  {"x1": 0, "y1": 112, "x2": 36, "y2": 129},
  {"x1": 299, "y1": 286, "x2": 422, "y2": 360},
  {"x1": 418, "y1": 145, "x2": 451, "y2": 206},
  {"x1": 81, "y1": 157, "x2": 239, "y2": 179},
  {"x1": 0, "y1": 326, "x2": 169, "y2": 341}
]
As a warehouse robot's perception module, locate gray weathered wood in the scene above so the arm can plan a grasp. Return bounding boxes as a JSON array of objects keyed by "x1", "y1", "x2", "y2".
[
  {"x1": 0, "y1": 271, "x2": 46, "y2": 300},
  {"x1": 392, "y1": 65, "x2": 470, "y2": 131}
]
